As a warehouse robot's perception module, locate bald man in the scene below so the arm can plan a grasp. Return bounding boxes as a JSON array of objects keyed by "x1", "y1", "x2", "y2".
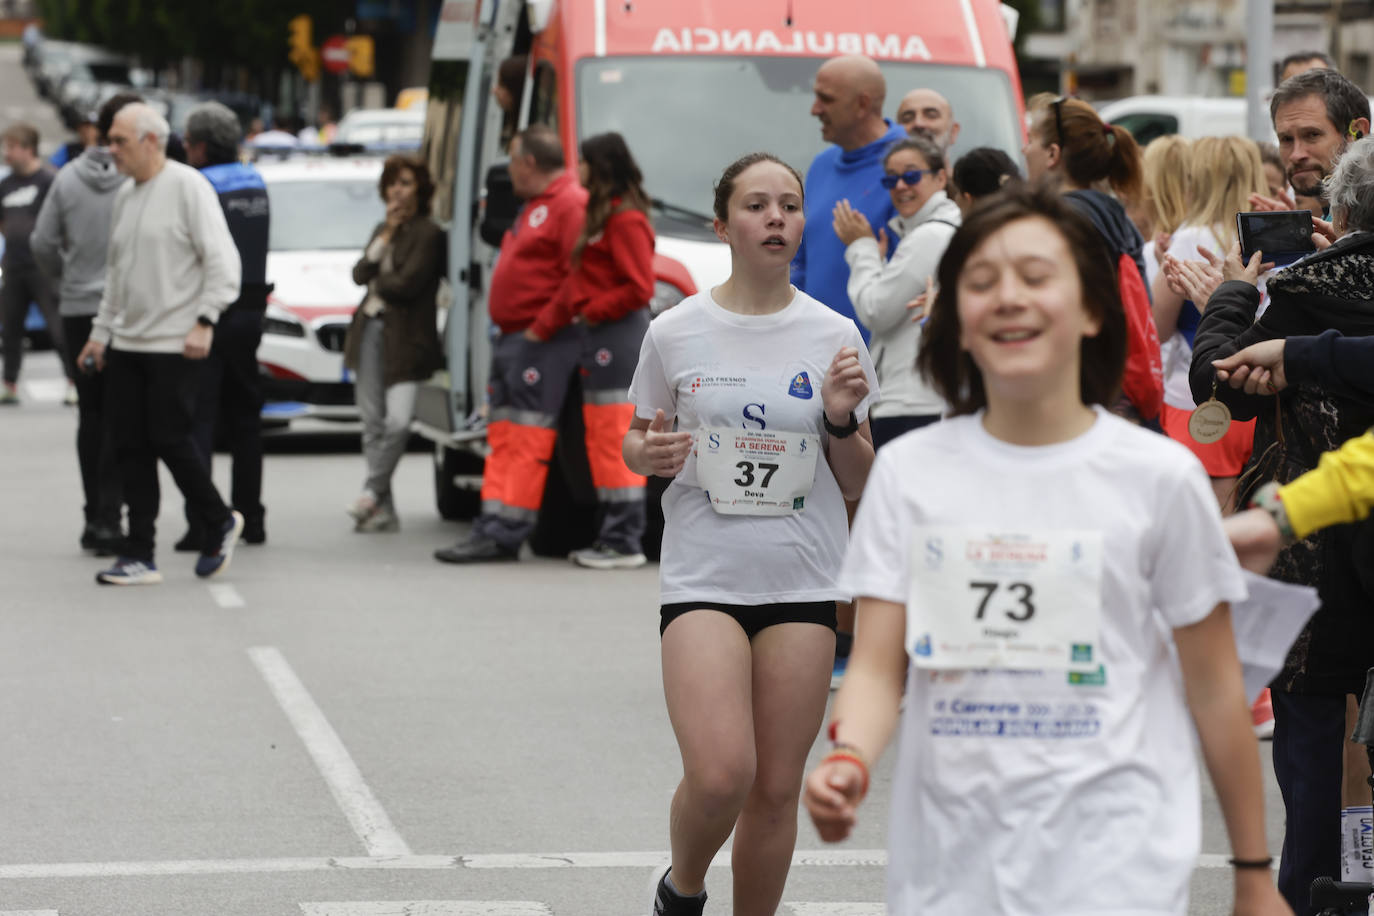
[
  {"x1": 896, "y1": 88, "x2": 961, "y2": 151},
  {"x1": 792, "y1": 55, "x2": 905, "y2": 342}
]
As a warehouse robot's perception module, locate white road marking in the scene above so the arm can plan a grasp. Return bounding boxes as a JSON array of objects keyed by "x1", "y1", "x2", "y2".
[
  {"x1": 300, "y1": 904, "x2": 552, "y2": 915},
  {"x1": 207, "y1": 583, "x2": 245, "y2": 608},
  {"x1": 786, "y1": 906, "x2": 883, "y2": 916},
  {"x1": 21, "y1": 379, "x2": 66, "y2": 403},
  {"x1": 247, "y1": 647, "x2": 411, "y2": 857},
  {"x1": 0, "y1": 910, "x2": 61, "y2": 915},
  {"x1": 0, "y1": 849, "x2": 1248, "y2": 880}
]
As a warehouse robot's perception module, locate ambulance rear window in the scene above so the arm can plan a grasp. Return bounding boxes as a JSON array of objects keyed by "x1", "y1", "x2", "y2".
[{"x1": 576, "y1": 56, "x2": 1021, "y2": 219}]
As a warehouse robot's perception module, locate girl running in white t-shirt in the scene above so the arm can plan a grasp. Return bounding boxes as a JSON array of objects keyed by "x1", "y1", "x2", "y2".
[
  {"x1": 624, "y1": 153, "x2": 879, "y2": 916},
  {"x1": 803, "y1": 185, "x2": 1290, "y2": 916}
]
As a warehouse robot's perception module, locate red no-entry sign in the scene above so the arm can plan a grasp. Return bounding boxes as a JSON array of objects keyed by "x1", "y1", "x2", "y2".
[{"x1": 321, "y1": 35, "x2": 350, "y2": 75}]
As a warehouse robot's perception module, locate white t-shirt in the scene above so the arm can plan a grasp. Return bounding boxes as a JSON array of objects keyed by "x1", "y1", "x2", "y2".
[
  {"x1": 629, "y1": 289, "x2": 879, "y2": 605},
  {"x1": 839, "y1": 409, "x2": 1247, "y2": 916}
]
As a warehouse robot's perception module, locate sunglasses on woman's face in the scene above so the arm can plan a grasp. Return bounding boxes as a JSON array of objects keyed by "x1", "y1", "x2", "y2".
[{"x1": 880, "y1": 169, "x2": 927, "y2": 189}]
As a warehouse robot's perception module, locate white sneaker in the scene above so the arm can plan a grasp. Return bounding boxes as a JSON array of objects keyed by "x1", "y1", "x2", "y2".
[
  {"x1": 345, "y1": 493, "x2": 377, "y2": 523},
  {"x1": 63, "y1": 382, "x2": 78, "y2": 406},
  {"x1": 570, "y1": 542, "x2": 647, "y2": 569}
]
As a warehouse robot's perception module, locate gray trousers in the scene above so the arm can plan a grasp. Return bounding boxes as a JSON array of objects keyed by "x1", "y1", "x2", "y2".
[{"x1": 356, "y1": 316, "x2": 417, "y2": 506}]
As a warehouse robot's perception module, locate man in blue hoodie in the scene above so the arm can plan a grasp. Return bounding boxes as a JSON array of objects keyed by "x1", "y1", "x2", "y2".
[{"x1": 792, "y1": 55, "x2": 905, "y2": 343}]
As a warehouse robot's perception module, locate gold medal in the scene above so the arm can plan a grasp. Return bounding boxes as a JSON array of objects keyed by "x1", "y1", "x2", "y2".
[{"x1": 1189, "y1": 380, "x2": 1232, "y2": 445}]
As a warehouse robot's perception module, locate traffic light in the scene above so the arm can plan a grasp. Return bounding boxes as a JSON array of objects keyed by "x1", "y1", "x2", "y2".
[
  {"x1": 287, "y1": 14, "x2": 321, "y2": 82},
  {"x1": 346, "y1": 36, "x2": 375, "y2": 78}
]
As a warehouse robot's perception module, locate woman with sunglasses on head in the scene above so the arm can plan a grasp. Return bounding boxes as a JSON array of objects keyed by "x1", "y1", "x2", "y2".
[
  {"x1": 804, "y1": 184, "x2": 1289, "y2": 916},
  {"x1": 833, "y1": 132, "x2": 961, "y2": 448},
  {"x1": 626, "y1": 152, "x2": 878, "y2": 916},
  {"x1": 1024, "y1": 93, "x2": 1165, "y2": 427}
]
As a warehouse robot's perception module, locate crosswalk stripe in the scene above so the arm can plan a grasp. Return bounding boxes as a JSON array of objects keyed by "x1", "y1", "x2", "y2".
[
  {"x1": 0, "y1": 849, "x2": 1250, "y2": 879},
  {"x1": 0, "y1": 910, "x2": 61, "y2": 915},
  {"x1": 300, "y1": 905, "x2": 552, "y2": 915},
  {"x1": 785, "y1": 906, "x2": 883, "y2": 916}
]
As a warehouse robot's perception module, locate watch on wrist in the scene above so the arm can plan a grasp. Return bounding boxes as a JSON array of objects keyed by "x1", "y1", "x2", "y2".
[
  {"x1": 195, "y1": 316, "x2": 216, "y2": 329},
  {"x1": 1250, "y1": 482, "x2": 1295, "y2": 546},
  {"x1": 823, "y1": 410, "x2": 859, "y2": 439}
]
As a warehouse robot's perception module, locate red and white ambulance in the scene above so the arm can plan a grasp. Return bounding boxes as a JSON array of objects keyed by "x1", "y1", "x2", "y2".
[{"x1": 418, "y1": 0, "x2": 1025, "y2": 536}]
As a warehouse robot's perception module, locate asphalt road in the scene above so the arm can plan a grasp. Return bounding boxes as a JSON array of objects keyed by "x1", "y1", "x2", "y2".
[
  {"x1": 0, "y1": 355, "x2": 1289, "y2": 916},
  {"x1": 0, "y1": 41, "x2": 1289, "y2": 916}
]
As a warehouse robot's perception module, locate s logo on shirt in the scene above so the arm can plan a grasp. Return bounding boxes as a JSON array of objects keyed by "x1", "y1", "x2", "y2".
[
  {"x1": 527, "y1": 204, "x2": 549, "y2": 228},
  {"x1": 742, "y1": 403, "x2": 766, "y2": 430}
]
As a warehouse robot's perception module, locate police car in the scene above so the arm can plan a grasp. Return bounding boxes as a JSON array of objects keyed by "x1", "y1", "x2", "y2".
[{"x1": 255, "y1": 155, "x2": 387, "y2": 422}]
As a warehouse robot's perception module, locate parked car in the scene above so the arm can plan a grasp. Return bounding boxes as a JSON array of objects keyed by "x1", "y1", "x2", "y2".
[
  {"x1": 255, "y1": 155, "x2": 386, "y2": 423},
  {"x1": 333, "y1": 109, "x2": 425, "y2": 150},
  {"x1": 55, "y1": 50, "x2": 135, "y2": 128}
]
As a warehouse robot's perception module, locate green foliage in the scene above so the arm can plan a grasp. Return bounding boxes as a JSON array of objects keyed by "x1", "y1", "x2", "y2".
[{"x1": 34, "y1": 0, "x2": 353, "y2": 72}]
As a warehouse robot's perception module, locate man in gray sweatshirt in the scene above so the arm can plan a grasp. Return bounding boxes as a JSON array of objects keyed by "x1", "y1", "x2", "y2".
[
  {"x1": 76, "y1": 103, "x2": 244, "y2": 586},
  {"x1": 32, "y1": 91, "x2": 141, "y2": 556}
]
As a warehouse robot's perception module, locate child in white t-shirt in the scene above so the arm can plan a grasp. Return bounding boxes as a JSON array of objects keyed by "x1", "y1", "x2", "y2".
[
  {"x1": 803, "y1": 184, "x2": 1290, "y2": 916},
  {"x1": 624, "y1": 153, "x2": 879, "y2": 916}
]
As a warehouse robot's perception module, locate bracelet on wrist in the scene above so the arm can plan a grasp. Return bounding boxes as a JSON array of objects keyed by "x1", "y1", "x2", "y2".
[
  {"x1": 1228, "y1": 856, "x2": 1274, "y2": 870},
  {"x1": 1249, "y1": 482, "x2": 1295, "y2": 546},
  {"x1": 821, "y1": 750, "x2": 870, "y2": 800}
]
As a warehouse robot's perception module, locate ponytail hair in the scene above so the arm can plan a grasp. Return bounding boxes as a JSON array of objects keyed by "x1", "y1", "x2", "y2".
[{"x1": 1030, "y1": 94, "x2": 1144, "y2": 203}]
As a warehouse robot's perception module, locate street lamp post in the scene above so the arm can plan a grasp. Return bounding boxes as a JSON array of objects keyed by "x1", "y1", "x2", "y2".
[{"x1": 1246, "y1": 0, "x2": 1274, "y2": 141}]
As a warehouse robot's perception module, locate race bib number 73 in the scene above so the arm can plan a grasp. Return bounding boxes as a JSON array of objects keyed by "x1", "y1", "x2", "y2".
[{"x1": 907, "y1": 527, "x2": 1104, "y2": 671}]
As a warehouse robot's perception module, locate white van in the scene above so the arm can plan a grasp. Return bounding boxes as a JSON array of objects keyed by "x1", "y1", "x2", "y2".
[{"x1": 1099, "y1": 96, "x2": 1270, "y2": 145}]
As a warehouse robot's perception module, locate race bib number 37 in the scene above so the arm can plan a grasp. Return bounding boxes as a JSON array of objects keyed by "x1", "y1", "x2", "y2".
[
  {"x1": 907, "y1": 528, "x2": 1104, "y2": 672},
  {"x1": 695, "y1": 426, "x2": 820, "y2": 516}
]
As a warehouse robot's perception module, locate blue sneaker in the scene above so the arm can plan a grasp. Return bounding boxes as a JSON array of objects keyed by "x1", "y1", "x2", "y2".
[
  {"x1": 96, "y1": 558, "x2": 163, "y2": 586},
  {"x1": 830, "y1": 653, "x2": 849, "y2": 691},
  {"x1": 195, "y1": 511, "x2": 244, "y2": 579}
]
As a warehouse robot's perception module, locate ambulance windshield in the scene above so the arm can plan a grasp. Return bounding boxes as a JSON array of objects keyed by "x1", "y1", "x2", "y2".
[{"x1": 576, "y1": 56, "x2": 1022, "y2": 224}]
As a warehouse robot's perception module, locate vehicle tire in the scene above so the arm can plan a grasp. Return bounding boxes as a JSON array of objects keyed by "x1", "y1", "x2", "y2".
[{"x1": 435, "y1": 444, "x2": 482, "y2": 521}]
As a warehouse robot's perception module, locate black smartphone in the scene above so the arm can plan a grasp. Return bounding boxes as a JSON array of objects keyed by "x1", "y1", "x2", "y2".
[{"x1": 1235, "y1": 210, "x2": 1316, "y2": 267}]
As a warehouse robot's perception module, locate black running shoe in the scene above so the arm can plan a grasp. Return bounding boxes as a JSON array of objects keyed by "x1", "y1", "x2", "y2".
[{"x1": 650, "y1": 865, "x2": 706, "y2": 916}]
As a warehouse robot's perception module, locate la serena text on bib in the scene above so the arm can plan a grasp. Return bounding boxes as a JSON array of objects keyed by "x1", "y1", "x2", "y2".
[{"x1": 908, "y1": 527, "x2": 1105, "y2": 672}]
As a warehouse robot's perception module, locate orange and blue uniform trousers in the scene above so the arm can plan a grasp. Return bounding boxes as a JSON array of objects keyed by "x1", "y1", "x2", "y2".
[{"x1": 472, "y1": 308, "x2": 650, "y2": 553}]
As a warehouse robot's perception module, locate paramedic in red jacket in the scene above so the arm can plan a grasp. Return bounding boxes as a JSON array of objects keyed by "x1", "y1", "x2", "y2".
[
  {"x1": 535, "y1": 131, "x2": 655, "y2": 568},
  {"x1": 434, "y1": 125, "x2": 588, "y2": 563},
  {"x1": 434, "y1": 127, "x2": 656, "y2": 566}
]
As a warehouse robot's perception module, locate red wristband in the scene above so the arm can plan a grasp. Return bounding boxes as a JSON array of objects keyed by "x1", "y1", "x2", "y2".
[{"x1": 822, "y1": 750, "x2": 870, "y2": 800}]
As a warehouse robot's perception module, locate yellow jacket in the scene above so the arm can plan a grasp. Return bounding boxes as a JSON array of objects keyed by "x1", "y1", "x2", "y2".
[{"x1": 1281, "y1": 431, "x2": 1374, "y2": 539}]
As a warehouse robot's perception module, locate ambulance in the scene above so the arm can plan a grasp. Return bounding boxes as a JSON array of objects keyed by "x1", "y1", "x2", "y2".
[{"x1": 415, "y1": 0, "x2": 1025, "y2": 552}]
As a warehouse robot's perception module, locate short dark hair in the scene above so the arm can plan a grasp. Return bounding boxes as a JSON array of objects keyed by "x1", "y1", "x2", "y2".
[
  {"x1": 711, "y1": 152, "x2": 804, "y2": 222},
  {"x1": 916, "y1": 182, "x2": 1127, "y2": 415},
  {"x1": 379, "y1": 154, "x2": 436, "y2": 217},
  {"x1": 98, "y1": 91, "x2": 143, "y2": 143},
  {"x1": 952, "y1": 147, "x2": 1022, "y2": 199},
  {"x1": 884, "y1": 133, "x2": 945, "y2": 173},
  {"x1": 1, "y1": 123, "x2": 38, "y2": 153},
  {"x1": 1270, "y1": 67, "x2": 1371, "y2": 135},
  {"x1": 1277, "y1": 50, "x2": 1334, "y2": 80},
  {"x1": 498, "y1": 55, "x2": 527, "y2": 100},
  {"x1": 513, "y1": 124, "x2": 563, "y2": 172}
]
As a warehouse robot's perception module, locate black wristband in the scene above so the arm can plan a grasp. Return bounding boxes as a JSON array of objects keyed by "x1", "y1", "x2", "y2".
[
  {"x1": 195, "y1": 315, "x2": 216, "y2": 328},
  {"x1": 1228, "y1": 856, "x2": 1274, "y2": 870},
  {"x1": 823, "y1": 410, "x2": 858, "y2": 439}
]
